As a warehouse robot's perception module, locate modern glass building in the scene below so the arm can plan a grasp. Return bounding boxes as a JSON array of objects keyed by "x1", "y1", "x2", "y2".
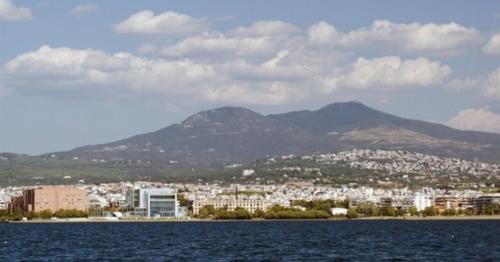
[{"x1": 128, "y1": 188, "x2": 179, "y2": 218}]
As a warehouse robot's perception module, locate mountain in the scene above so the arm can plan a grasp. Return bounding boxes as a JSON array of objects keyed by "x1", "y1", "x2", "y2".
[{"x1": 53, "y1": 101, "x2": 500, "y2": 166}]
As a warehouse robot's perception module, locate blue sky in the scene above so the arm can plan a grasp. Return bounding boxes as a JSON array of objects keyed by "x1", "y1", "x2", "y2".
[{"x1": 1, "y1": 0, "x2": 500, "y2": 154}]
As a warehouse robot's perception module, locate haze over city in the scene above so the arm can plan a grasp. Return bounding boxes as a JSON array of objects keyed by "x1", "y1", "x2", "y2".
[{"x1": 1, "y1": 0, "x2": 500, "y2": 154}]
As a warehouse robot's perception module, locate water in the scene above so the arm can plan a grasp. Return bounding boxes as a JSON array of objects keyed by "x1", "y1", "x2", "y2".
[{"x1": 0, "y1": 220, "x2": 498, "y2": 261}]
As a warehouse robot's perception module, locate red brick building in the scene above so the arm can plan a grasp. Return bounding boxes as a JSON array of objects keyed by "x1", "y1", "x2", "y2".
[{"x1": 9, "y1": 186, "x2": 87, "y2": 213}]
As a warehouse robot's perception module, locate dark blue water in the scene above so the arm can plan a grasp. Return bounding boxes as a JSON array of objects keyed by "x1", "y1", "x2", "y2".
[{"x1": 0, "y1": 220, "x2": 498, "y2": 261}]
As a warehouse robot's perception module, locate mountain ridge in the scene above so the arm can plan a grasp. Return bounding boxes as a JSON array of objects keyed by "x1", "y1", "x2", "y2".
[{"x1": 39, "y1": 101, "x2": 499, "y2": 166}]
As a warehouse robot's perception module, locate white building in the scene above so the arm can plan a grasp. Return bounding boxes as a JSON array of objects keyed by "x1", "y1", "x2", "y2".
[
  {"x1": 129, "y1": 188, "x2": 179, "y2": 218},
  {"x1": 331, "y1": 207, "x2": 348, "y2": 216},
  {"x1": 193, "y1": 198, "x2": 271, "y2": 215},
  {"x1": 414, "y1": 193, "x2": 432, "y2": 211},
  {"x1": 242, "y1": 169, "x2": 255, "y2": 176}
]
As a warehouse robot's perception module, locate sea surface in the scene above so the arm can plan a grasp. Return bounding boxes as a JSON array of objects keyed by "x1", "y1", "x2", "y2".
[{"x1": 0, "y1": 220, "x2": 498, "y2": 261}]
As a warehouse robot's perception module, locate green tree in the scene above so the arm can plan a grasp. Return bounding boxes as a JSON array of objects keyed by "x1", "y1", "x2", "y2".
[
  {"x1": 409, "y1": 206, "x2": 418, "y2": 216},
  {"x1": 484, "y1": 204, "x2": 500, "y2": 215},
  {"x1": 380, "y1": 206, "x2": 396, "y2": 217},
  {"x1": 253, "y1": 208, "x2": 265, "y2": 218},
  {"x1": 55, "y1": 209, "x2": 87, "y2": 218},
  {"x1": 197, "y1": 205, "x2": 215, "y2": 218},
  {"x1": 177, "y1": 193, "x2": 192, "y2": 211},
  {"x1": 422, "y1": 206, "x2": 438, "y2": 216},
  {"x1": 39, "y1": 209, "x2": 53, "y2": 219},
  {"x1": 394, "y1": 208, "x2": 405, "y2": 217},
  {"x1": 346, "y1": 208, "x2": 358, "y2": 219},
  {"x1": 0, "y1": 209, "x2": 9, "y2": 218},
  {"x1": 442, "y1": 208, "x2": 457, "y2": 216}
]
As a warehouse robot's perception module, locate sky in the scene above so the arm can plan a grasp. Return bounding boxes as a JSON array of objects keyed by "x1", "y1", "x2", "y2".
[{"x1": 1, "y1": 0, "x2": 500, "y2": 155}]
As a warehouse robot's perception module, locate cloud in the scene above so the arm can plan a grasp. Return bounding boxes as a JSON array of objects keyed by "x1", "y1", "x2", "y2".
[
  {"x1": 324, "y1": 56, "x2": 450, "y2": 92},
  {"x1": 307, "y1": 21, "x2": 340, "y2": 45},
  {"x1": 114, "y1": 10, "x2": 209, "y2": 36},
  {"x1": 447, "y1": 108, "x2": 500, "y2": 134},
  {"x1": 482, "y1": 32, "x2": 500, "y2": 55},
  {"x1": 162, "y1": 32, "x2": 291, "y2": 58},
  {"x1": 0, "y1": 0, "x2": 32, "y2": 21},
  {"x1": 1, "y1": 44, "x2": 453, "y2": 107},
  {"x1": 161, "y1": 19, "x2": 479, "y2": 62},
  {"x1": 308, "y1": 20, "x2": 480, "y2": 54},
  {"x1": 161, "y1": 21, "x2": 303, "y2": 59},
  {"x1": 482, "y1": 67, "x2": 500, "y2": 101},
  {"x1": 70, "y1": 4, "x2": 97, "y2": 17},
  {"x1": 1, "y1": 45, "x2": 308, "y2": 105},
  {"x1": 445, "y1": 68, "x2": 500, "y2": 101}
]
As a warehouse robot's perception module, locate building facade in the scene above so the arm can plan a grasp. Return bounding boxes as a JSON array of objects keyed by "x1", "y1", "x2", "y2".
[
  {"x1": 193, "y1": 198, "x2": 271, "y2": 215},
  {"x1": 128, "y1": 188, "x2": 179, "y2": 218},
  {"x1": 473, "y1": 194, "x2": 500, "y2": 214},
  {"x1": 8, "y1": 186, "x2": 87, "y2": 213},
  {"x1": 414, "y1": 193, "x2": 433, "y2": 211}
]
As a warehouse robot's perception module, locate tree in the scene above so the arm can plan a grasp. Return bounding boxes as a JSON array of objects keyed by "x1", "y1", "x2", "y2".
[
  {"x1": 442, "y1": 208, "x2": 457, "y2": 216},
  {"x1": 422, "y1": 206, "x2": 438, "y2": 216},
  {"x1": 197, "y1": 205, "x2": 215, "y2": 218},
  {"x1": 380, "y1": 206, "x2": 396, "y2": 217},
  {"x1": 394, "y1": 208, "x2": 405, "y2": 217},
  {"x1": 346, "y1": 208, "x2": 358, "y2": 219},
  {"x1": 39, "y1": 209, "x2": 53, "y2": 219},
  {"x1": 55, "y1": 209, "x2": 87, "y2": 218},
  {"x1": 177, "y1": 193, "x2": 192, "y2": 211},
  {"x1": 253, "y1": 208, "x2": 265, "y2": 218},
  {"x1": 484, "y1": 204, "x2": 500, "y2": 215},
  {"x1": 356, "y1": 203, "x2": 379, "y2": 217},
  {"x1": 0, "y1": 209, "x2": 9, "y2": 218},
  {"x1": 409, "y1": 206, "x2": 418, "y2": 216}
]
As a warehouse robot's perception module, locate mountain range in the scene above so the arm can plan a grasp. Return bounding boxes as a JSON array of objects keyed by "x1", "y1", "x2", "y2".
[{"x1": 49, "y1": 101, "x2": 500, "y2": 166}]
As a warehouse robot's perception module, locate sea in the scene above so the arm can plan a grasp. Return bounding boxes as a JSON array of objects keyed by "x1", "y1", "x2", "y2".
[{"x1": 0, "y1": 220, "x2": 498, "y2": 261}]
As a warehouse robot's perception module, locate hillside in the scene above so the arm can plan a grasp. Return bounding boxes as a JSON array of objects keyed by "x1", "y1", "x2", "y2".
[{"x1": 55, "y1": 101, "x2": 500, "y2": 165}]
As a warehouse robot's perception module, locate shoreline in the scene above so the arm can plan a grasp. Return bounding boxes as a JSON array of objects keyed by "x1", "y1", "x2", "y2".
[
  {"x1": 6, "y1": 215, "x2": 500, "y2": 223},
  {"x1": 356, "y1": 215, "x2": 500, "y2": 220}
]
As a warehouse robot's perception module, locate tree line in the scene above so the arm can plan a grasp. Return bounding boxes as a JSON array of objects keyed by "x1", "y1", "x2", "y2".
[
  {"x1": 0, "y1": 208, "x2": 88, "y2": 221},
  {"x1": 193, "y1": 199, "x2": 500, "y2": 220}
]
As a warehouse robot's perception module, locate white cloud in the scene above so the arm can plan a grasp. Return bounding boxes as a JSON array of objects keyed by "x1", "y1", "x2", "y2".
[
  {"x1": 482, "y1": 32, "x2": 500, "y2": 55},
  {"x1": 161, "y1": 19, "x2": 481, "y2": 61},
  {"x1": 2, "y1": 44, "x2": 453, "y2": 107},
  {"x1": 114, "y1": 10, "x2": 209, "y2": 36},
  {"x1": 162, "y1": 32, "x2": 289, "y2": 58},
  {"x1": 1, "y1": 46, "x2": 308, "y2": 105},
  {"x1": 325, "y1": 56, "x2": 450, "y2": 92},
  {"x1": 0, "y1": 0, "x2": 32, "y2": 21},
  {"x1": 70, "y1": 4, "x2": 97, "y2": 17},
  {"x1": 161, "y1": 20, "x2": 304, "y2": 59},
  {"x1": 447, "y1": 108, "x2": 500, "y2": 134},
  {"x1": 4, "y1": 45, "x2": 215, "y2": 95},
  {"x1": 483, "y1": 67, "x2": 500, "y2": 101},
  {"x1": 307, "y1": 21, "x2": 340, "y2": 45},
  {"x1": 308, "y1": 20, "x2": 480, "y2": 54}
]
